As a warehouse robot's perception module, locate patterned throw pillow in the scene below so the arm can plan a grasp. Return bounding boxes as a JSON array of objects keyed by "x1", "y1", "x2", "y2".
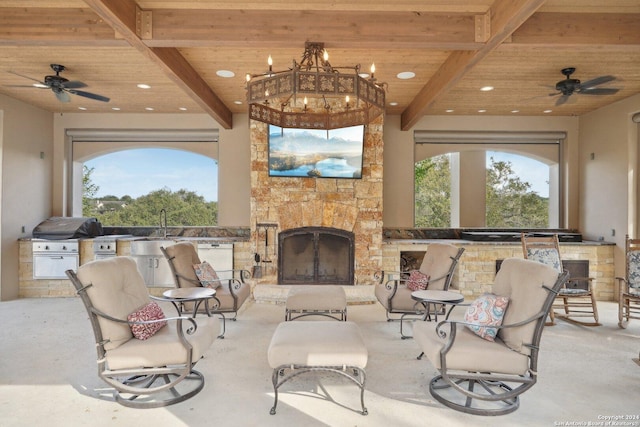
[
  {"x1": 464, "y1": 293, "x2": 510, "y2": 341},
  {"x1": 128, "y1": 301, "x2": 167, "y2": 340},
  {"x1": 406, "y1": 270, "x2": 430, "y2": 291},
  {"x1": 193, "y1": 261, "x2": 220, "y2": 288}
]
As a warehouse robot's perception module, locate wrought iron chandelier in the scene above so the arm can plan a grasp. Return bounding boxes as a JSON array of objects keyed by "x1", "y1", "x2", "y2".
[{"x1": 246, "y1": 42, "x2": 385, "y2": 130}]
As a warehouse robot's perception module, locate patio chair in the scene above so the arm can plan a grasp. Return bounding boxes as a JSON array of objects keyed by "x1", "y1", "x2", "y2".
[
  {"x1": 413, "y1": 257, "x2": 569, "y2": 415},
  {"x1": 66, "y1": 257, "x2": 219, "y2": 408},
  {"x1": 375, "y1": 243, "x2": 464, "y2": 338},
  {"x1": 521, "y1": 233, "x2": 600, "y2": 326},
  {"x1": 616, "y1": 235, "x2": 640, "y2": 328},
  {"x1": 161, "y1": 242, "x2": 251, "y2": 338}
]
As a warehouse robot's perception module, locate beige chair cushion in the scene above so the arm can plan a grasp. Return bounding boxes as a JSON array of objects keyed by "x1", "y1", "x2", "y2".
[
  {"x1": 419, "y1": 243, "x2": 461, "y2": 291},
  {"x1": 286, "y1": 285, "x2": 347, "y2": 311},
  {"x1": 413, "y1": 321, "x2": 529, "y2": 375},
  {"x1": 494, "y1": 258, "x2": 559, "y2": 355},
  {"x1": 375, "y1": 283, "x2": 421, "y2": 311},
  {"x1": 106, "y1": 317, "x2": 219, "y2": 370},
  {"x1": 268, "y1": 321, "x2": 367, "y2": 368},
  {"x1": 76, "y1": 257, "x2": 150, "y2": 351},
  {"x1": 163, "y1": 242, "x2": 201, "y2": 289}
]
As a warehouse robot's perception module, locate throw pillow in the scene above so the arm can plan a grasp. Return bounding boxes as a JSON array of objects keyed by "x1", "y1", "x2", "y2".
[
  {"x1": 406, "y1": 270, "x2": 430, "y2": 291},
  {"x1": 193, "y1": 261, "x2": 220, "y2": 288},
  {"x1": 128, "y1": 301, "x2": 167, "y2": 340},
  {"x1": 464, "y1": 293, "x2": 510, "y2": 341}
]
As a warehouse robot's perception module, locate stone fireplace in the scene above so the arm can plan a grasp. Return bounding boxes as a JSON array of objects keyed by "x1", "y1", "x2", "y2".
[
  {"x1": 249, "y1": 116, "x2": 384, "y2": 286},
  {"x1": 278, "y1": 227, "x2": 355, "y2": 285}
]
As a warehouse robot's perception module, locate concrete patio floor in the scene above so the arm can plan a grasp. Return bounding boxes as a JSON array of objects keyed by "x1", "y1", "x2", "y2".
[{"x1": 0, "y1": 295, "x2": 638, "y2": 427}]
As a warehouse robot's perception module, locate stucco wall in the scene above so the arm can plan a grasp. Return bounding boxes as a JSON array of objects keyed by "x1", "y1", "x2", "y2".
[
  {"x1": 579, "y1": 93, "x2": 640, "y2": 279},
  {"x1": 0, "y1": 94, "x2": 53, "y2": 300}
]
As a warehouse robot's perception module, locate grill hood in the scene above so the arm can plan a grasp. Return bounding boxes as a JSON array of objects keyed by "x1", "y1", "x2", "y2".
[{"x1": 32, "y1": 217, "x2": 104, "y2": 240}]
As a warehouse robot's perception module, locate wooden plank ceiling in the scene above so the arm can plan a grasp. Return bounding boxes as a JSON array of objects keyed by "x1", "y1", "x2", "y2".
[{"x1": 0, "y1": 0, "x2": 638, "y2": 130}]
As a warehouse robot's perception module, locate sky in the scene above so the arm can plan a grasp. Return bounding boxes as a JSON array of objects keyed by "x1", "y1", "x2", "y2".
[
  {"x1": 85, "y1": 148, "x2": 218, "y2": 202},
  {"x1": 488, "y1": 151, "x2": 550, "y2": 197}
]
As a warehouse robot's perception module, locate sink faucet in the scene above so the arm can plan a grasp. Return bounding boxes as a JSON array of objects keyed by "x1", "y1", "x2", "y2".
[{"x1": 159, "y1": 208, "x2": 167, "y2": 238}]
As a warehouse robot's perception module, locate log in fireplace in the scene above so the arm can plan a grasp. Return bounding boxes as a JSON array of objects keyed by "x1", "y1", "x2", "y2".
[{"x1": 278, "y1": 227, "x2": 355, "y2": 285}]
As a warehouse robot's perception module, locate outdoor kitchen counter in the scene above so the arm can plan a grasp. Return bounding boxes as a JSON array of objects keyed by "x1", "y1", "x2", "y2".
[{"x1": 380, "y1": 238, "x2": 616, "y2": 302}]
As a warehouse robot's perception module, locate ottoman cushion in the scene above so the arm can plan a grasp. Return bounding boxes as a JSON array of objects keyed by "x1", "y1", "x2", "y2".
[{"x1": 268, "y1": 321, "x2": 367, "y2": 368}]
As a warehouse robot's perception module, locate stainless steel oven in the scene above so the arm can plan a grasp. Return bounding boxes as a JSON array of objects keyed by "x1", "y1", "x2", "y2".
[{"x1": 32, "y1": 239, "x2": 79, "y2": 279}]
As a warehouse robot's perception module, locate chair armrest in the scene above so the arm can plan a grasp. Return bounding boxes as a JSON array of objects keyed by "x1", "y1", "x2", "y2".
[
  {"x1": 89, "y1": 306, "x2": 199, "y2": 335},
  {"x1": 214, "y1": 269, "x2": 251, "y2": 283},
  {"x1": 374, "y1": 270, "x2": 404, "y2": 284},
  {"x1": 434, "y1": 310, "x2": 545, "y2": 342}
]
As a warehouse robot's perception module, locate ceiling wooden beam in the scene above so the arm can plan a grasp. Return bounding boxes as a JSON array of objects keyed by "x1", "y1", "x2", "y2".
[
  {"x1": 82, "y1": 0, "x2": 233, "y2": 129},
  {"x1": 2, "y1": 7, "x2": 639, "y2": 49},
  {"x1": 401, "y1": 0, "x2": 546, "y2": 130}
]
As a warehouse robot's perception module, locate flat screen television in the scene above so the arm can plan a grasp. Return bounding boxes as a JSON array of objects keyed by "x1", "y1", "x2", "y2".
[{"x1": 268, "y1": 125, "x2": 365, "y2": 178}]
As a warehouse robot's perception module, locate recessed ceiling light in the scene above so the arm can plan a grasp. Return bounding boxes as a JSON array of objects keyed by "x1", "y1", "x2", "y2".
[
  {"x1": 480, "y1": 86, "x2": 494, "y2": 91},
  {"x1": 137, "y1": 84, "x2": 151, "y2": 89},
  {"x1": 396, "y1": 71, "x2": 415, "y2": 80},
  {"x1": 446, "y1": 109, "x2": 454, "y2": 113},
  {"x1": 111, "y1": 107, "x2": 120, "y2": 111},
  {"x1": 78, "y1": 107, "x2": 87, "y2": 111},
  {"x1": 234, "y1": 100, "x2": 243, "y2": 105},
  {"x1": 511, "y1": 109, "x2": 520, "y2": 113},
  {"x1": 216, "y1": 70, "x2": 235, "y2": 78},
  {"x1": 179, "y1": 107, "x2": 187, "y2": 111},
  {"x1": 145, "y1": 107, "x2": 154, "y2": 111},
  {"x1": 543, "y1": 109, "x2": 552, "y2": 113},
  {"x1": 478, "y1": 109, "x2": 487, "y2": 113},
  {"x1": 389, "y1": 102, "x2": 398, "y2": 106}
]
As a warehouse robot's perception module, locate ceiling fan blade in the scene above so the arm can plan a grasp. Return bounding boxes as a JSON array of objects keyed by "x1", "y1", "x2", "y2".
[
  {"x1": 579, "y1": 87, "x2": 620, "y2": 95},
  {"x1": 68, "y1": 89, "x2": 110, "y2": 102},
  {"x1": 7, "y1": 70, "x2": 48, "y2": 86},
  {"x1": 555, "y1": 94, "x2": 571, "y2": 106},
  {"x1": 579, "y1": 75, "x2": 616, "y2": 90},
  {"x1": 62, "y1": 80, "x2": 88, "y2": 89},
  {"x1": 54, "y1": 89, "x2": 71, "y2": 103}
]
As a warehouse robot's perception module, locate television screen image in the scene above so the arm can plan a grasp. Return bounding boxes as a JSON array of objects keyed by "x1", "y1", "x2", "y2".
[{"x1": 268, "y1": 125, "x2": 365, "y2": 178}]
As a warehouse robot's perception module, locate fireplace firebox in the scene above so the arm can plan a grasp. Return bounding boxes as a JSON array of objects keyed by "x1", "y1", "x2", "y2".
[{"x1": 278, "y1": 227, "x2": 355, "y2": 285}]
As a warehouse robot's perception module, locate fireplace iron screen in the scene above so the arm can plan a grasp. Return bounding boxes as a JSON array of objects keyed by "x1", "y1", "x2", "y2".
[{"x1": 278, "y1": 227, "x2": 355, "y2": 285}]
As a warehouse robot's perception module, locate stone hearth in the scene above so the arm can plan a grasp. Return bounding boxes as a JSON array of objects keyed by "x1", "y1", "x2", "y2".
[{"x1": 249, "y1": 116, "x2": 384, "y2": 286}]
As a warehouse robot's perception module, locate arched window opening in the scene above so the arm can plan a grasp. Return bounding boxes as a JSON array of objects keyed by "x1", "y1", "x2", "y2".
[
  {"x1": 415, "y1": 151, "x2": 554, "y2": 228},
  {"x1": 83, "y1": 148, "x2": 218, "y2": 226}
]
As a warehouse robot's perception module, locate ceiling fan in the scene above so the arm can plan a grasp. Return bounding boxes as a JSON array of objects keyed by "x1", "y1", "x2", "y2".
[
  {"x1": 7, "y1": 64, "x2": 110, "y2": 103},
  {"x1": 550, "y1": 67, "x2": 619, "y2": 106}
]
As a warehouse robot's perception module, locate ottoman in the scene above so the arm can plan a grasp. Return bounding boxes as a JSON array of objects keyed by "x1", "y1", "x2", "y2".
[
  {"x1": 285, "y1": 285, "x2": 347, "y2": 321},
  {"x1": 267, "y1": 321, "x2": 368, "y2": 415}
]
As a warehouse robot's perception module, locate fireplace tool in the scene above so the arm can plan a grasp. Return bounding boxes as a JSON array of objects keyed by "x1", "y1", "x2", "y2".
[{"x1": 255, "y1": 223, "x2": 278, "y2": 277}]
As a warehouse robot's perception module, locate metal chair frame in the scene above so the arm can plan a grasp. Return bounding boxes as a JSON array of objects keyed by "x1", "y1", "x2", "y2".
[
  {"x1": 161, "y1": 245, "x2": 251, "y2": 338},
  {"x1": 376, "y1": 247, "x2": 465, "y2": 338},
  {"x1": 418, "y1": 267, "x2": 569, "y2": 416},
  {"x1": 66, "y1": 268, "x2": 208, "y2": 408}
]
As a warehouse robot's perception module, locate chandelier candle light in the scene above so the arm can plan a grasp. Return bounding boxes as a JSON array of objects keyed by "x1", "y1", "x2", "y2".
[{"x1": 246, "y1": 42, "x2": 385, "y2": 130}]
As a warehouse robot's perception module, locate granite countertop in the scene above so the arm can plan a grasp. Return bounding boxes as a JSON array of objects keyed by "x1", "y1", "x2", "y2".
[{"x1": 383, "y1": 238, "x2": 615, "y2": 246}]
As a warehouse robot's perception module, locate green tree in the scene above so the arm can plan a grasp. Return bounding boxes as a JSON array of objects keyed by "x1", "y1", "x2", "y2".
[
  {"x1": 414, "y1": 155, "x2": 451, "y2": 227},
  {"x1": 415, "y1": 154, "x2": 548, "y2": 228},
  {"x1": 97, "y1": 188, "x2": 218, "y2": 226},
  {"x1": 486, "y1": 157, "x2": 548, "y2": 227},
  {"x1": 82, "y1": 165, "x2": 99, "y2": 217}
]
